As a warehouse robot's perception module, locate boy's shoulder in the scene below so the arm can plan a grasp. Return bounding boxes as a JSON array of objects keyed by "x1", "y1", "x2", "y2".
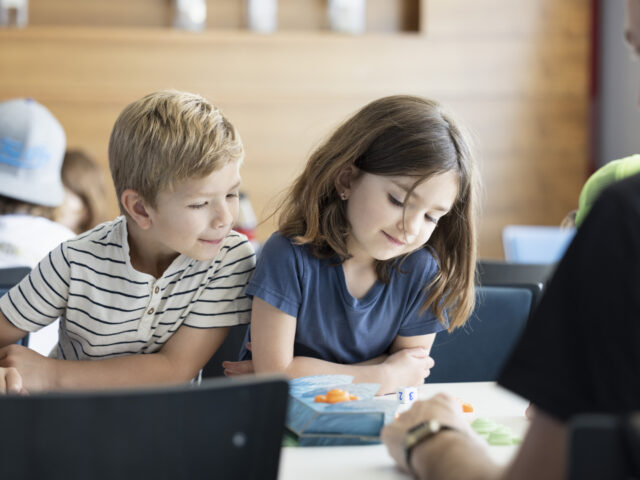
[
  {"x1": 211, "y1": 230, "x2": 255, "y2": 264},
  {"x1": 65, "y1": 217, "x2": 123, "y2": 248}
]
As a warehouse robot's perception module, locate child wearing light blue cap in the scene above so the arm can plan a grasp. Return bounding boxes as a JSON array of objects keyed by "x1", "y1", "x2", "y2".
[{"x1": 0, "y1": 98, "x2": 75, "y2": 268}]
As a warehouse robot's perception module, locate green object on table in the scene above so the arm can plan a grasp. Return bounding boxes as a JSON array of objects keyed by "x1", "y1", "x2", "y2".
[
  {"x1": 471, "y1": 418, "x2": 496, "y2": 435},
  {"x1": 487, "y1": 431, "x2": 513, "y2": 446},
  {"x1": 283, "y1": 428, "x2": 300, "y2": 447},
  {"x1": 471, "y1": 418, "x2": 521, "y2": 446}
]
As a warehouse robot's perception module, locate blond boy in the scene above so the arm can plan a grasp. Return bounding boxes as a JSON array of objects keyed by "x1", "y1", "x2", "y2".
[{"x1": 0, "y1": 90, "x2": 254, "y2": 393}]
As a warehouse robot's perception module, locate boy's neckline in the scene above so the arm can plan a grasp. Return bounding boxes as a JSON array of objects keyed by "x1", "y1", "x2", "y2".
[{"x1": 121, "y1": 216, "x2": 190, "y2": 280}]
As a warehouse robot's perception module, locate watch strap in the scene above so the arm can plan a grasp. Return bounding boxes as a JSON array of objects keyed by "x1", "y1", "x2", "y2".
[{"x1": 404, "y1": 420, "x2": 457, "y2": 476}]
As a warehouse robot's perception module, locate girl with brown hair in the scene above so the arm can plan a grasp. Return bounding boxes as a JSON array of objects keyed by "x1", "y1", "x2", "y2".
[{"x1": 224, "y1": 95, "x2": 479, "y2": 394}]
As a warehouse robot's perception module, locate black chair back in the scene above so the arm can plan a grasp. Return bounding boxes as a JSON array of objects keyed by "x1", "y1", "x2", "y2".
[
  {"x1": 569, "y1": 413, "x2": 640, "y2": 480},
  {"x1": 0, "y1": 266, "x2": 31, "y2": 346},
  {"x1": 201, "y1": 324, "x2": 249, "y2": 377},
  {"x1": 477, "y1": 259, "x2": 554, "y2": 306}
]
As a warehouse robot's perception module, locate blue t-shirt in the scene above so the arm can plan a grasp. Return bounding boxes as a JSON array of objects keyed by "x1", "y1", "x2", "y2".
[{"x1": 241, "y1": 233, "x2": 446, "y2": 364}]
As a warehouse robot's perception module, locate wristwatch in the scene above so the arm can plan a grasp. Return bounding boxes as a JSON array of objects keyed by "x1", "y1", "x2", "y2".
[{"x1": 403, "y1": 419, "x2": 456, "y2": 473}]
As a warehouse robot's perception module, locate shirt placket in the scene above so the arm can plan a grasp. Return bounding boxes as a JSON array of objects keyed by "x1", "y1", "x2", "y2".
[{"x1": 137, "y1": 280, "x2": 163, "y2": 339}]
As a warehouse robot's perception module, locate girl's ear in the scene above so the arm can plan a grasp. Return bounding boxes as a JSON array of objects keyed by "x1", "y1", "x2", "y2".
[
  {"x1": 121, "y1": 189, "x2": 152, "y2": 230},
  {"x1": 334, "y1": 165, "x2": 358, "y2": 200}
]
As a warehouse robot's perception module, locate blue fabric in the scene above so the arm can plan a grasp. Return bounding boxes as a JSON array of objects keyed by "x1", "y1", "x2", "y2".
[{"x1": 241, "y1": 233, "x2": 446, "y2": 364}]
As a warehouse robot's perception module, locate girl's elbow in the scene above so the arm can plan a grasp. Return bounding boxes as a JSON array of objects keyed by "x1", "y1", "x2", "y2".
[{"x1": 254, "y1": 357, "x2": 293, "y2": 376}]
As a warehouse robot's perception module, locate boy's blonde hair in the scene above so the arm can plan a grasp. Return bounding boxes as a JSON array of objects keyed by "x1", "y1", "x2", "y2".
[
  {"x1": 108, "y1": 90, "x2": 243, "y2": 210},
  {"x1": 278, "y1": 95, "x2": 479, "y2": 331}
]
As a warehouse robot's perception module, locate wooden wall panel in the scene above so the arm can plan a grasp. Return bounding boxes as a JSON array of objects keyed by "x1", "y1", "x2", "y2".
[
  {"x1": 28, "y1": 0, "x2": 420, "y2": 32},
  {"x1": 0, "y1": 0, "x2": 590, "y2": 259}
]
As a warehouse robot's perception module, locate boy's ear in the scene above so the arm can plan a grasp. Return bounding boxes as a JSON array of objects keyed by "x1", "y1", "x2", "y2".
[
  {"x1": 334, "y1": 165, "x2": 358, "y2": 200},
  {"x1": 121, "y1": 189, "x2": 152, "y2": 230}
]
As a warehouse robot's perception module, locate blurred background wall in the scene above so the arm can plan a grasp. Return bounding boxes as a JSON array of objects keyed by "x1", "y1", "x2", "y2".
[{"x1": 0, "y1": 0, "x2": 591, "y2": 259}]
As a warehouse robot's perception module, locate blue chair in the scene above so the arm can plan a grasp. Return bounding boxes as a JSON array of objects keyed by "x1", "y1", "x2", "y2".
[
  {"x1": 0, "y1": 266, "x2": 31, "y2": 347},
  {"x1": 502, "y1": 225, "x2": 576, "y2": 264},
  {"x1": 428, "y1": 285, "x2": 537, "y2": 383},
  {"x1": 568, "y1": 413, "x2": 640, "y2": 480}
]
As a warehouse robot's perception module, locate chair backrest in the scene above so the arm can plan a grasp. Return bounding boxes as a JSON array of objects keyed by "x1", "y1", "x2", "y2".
[
  {"x1": 503, "y1": 225, "x2": 576, "y2": 264},
  {"x1": 0, "y1": 376, "x2": 289, "y2": 480},
  {"x1": 0, "y1": 266, "x2": 31, "y2": 347},
  {"x1": 477, "y1": 260, "x2": 552, "y2": 306},
  {"x1": 202, "y1": 324, "x2": 249, "y2": 377},
  {"x1": 568, "y1": 413, "x2": 640, "y2": 480},
  {"x1": 428, "y1": 285, "x2": 536, "y2": 383}
]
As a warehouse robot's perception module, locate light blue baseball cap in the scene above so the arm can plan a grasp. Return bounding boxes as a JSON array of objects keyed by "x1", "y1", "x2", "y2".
[{"x1": 0, "y1": 98, "x2": 66, "y2": 207}]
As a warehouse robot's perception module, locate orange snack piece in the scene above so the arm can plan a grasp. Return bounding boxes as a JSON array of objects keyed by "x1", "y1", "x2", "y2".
[
  {"x1": 314, "y1": 388, "x2": 360, "y2": 404},
  {"x1": 455, "y1": 397, "x2": 474, "y2": 413}
]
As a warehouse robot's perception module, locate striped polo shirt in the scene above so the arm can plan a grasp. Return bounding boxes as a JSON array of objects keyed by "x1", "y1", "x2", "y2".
[{"x1": 0, "y1": 216, "x2": 255, "y2": 360}]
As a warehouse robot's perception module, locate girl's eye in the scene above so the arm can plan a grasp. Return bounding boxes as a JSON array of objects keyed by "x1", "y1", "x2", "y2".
[
  {"x1": 227, "y1": 192, "x2": 239, "y2": 199},
  {"x1": 388, "y1": 194, "x2": 404, "y2": 207},
  {"x1": 189, "y1": 202, "x2": 207, "y2": 209},
  {"x1": 425, "y1": 214, "x2": 438, "y2": 225}
]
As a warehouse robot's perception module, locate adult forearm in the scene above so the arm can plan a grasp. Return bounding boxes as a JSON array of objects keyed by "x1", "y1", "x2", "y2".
[{"x1": 411, "y1": 430, "x2": 504, "y2": 480}]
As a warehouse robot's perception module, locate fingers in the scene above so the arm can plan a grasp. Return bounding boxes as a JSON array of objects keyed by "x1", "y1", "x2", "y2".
[
  {"x1": 245, "y1": 342, "x2": 252, "y2": 351},
  {"x1": 525, "y1": 402, "x2": 535, "y2": 420},
  {"x1": 221, "y1": 360, "x2": 255, "y2": 376},
  {"x1": 425, "y1": 355, "x2": 435, "y2": 369},
  {"x1": 380, "y1": 422, "x2": 410, "y2": 473},
  {"x1": 406, "y1": 347, "x2": 428, "y2": 358},
  {"x1": 1, "y1": 367, "x2": 24, "y2": 395}
]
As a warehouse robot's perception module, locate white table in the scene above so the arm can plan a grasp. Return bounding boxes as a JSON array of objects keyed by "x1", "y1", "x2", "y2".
[{"x1": 278, "y1": 382, "x2": 529, "y2": 480}]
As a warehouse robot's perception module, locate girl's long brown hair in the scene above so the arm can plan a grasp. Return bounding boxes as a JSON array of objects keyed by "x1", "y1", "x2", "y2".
[{"x1": 278, "y1": 95, "x2": 479, "y2": 331}]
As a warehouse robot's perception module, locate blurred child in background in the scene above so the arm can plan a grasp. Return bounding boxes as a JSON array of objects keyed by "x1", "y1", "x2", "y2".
[
  {"x1": 0, "y1": 98, "x2": 75, "y2": 268},
  {"x1": 56, "y1": 149, "x2": 111, "y2": 234}
]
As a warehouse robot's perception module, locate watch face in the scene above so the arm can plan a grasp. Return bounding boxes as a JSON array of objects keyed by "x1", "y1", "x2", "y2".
[{"x1": 405, "y1": 419, "x2": 442, "y2": 449}]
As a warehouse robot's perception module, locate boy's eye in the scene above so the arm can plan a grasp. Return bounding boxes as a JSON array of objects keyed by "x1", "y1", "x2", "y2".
[
  {"x1": 227, "y1": 191, "x2": 240, "y2": 199},
  {"x1": 189, "y1": 202, "x2": 208, "y2": 209},
  {"x1": 388, "y1": 194, "x2": 404, "y2": 207}
]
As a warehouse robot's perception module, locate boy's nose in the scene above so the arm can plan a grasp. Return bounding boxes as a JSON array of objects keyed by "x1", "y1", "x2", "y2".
[{"x1": 212, "y1": 203, "x2": 233, "y2": 229}]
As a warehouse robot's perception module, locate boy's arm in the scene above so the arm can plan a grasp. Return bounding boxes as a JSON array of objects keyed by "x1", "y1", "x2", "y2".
[
  {"x1": 244, "y1": 297, "x2": 433, "y2": 394},
  {"x1": 0, "y1": 310, "x2": 29, "y2": 347},
  {"x1": 0, "y1": 311, "x2": 30, "y2": 394},
  {"x1": 0, "y1": 323, "x2": 230, "y2": 392}
]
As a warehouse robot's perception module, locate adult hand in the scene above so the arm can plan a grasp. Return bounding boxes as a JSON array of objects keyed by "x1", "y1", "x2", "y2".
[
  {"x1": 381, "y1": 392, "x2": 480, "y2": 473},
  {"x1": 0, "y1": 344, "x2": 53, "y2": 393}
]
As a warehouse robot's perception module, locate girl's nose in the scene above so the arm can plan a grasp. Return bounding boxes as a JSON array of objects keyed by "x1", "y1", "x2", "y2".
[{"x1": 398, "y1": 212, "x2": 421, "y2": 240}]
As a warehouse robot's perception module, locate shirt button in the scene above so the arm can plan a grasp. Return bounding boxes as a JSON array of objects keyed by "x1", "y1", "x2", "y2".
[
  {"x1": 154, "y1": 286, "x2": 160, "y2": 294},
  {"x1": 147, "y1": 307, "x2": 155, "y2": 315}
]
